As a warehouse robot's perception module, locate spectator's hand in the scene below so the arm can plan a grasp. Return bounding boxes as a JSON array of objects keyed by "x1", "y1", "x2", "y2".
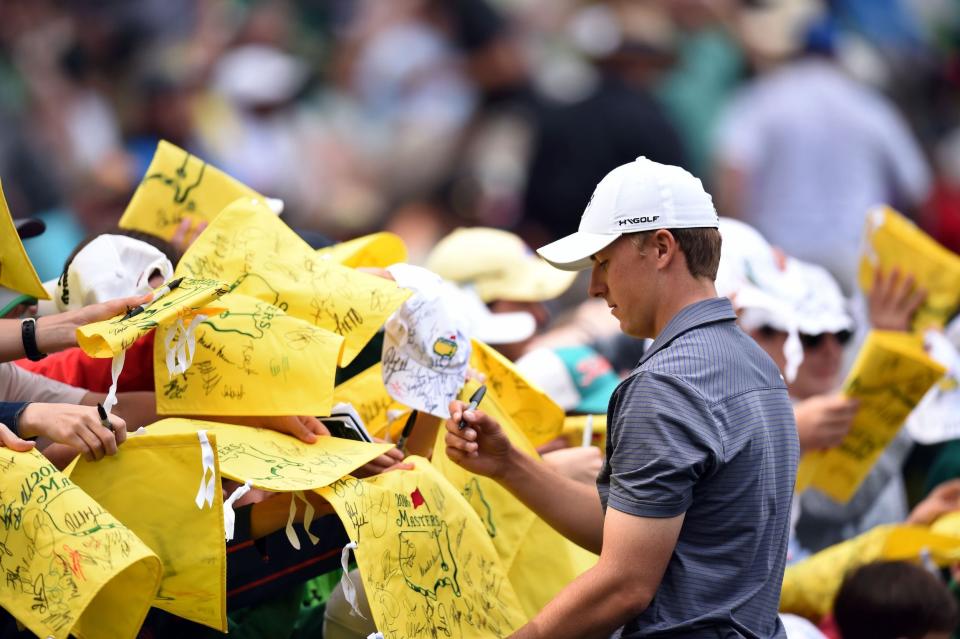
[
  {"x1": 542, "y1": 446, "x2": 603, "y2": 485},
  {"x1": 170, "y1": 218, "x2": 208, "y2": 255},
  {"x1": 257, "y1": 415, "x2": 331, "y2": 444},
  {"x1": 36, "y1": 293, "x2": 153, "y2": 354},
  {"x1": 18, "y1": 403, "x2": 126, "y2": 461},
  {"x1": 536, "y1": 436, "x2": 569, "y2": 455},
  {"x1": 794, "y1": 394, "x2": 859, "y2": 452},
  {"x1": 355, "y1": 438, "x2": 407, "y2": 477},
  {"x1": 0, "y1": 422, "x2": 35, "y2": 452},
  {"x1": 907, "y1": 479, "x2": 960, "y2": 526},
  {"x1": 444, "y1": 400, "x2": 513, "y2": 479},
  {"x1": 868, "y1": 268, "x2": 926, "y2": 332}
]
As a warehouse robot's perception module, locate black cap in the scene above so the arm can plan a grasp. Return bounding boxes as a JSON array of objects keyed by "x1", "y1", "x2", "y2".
[{"x1": 14, "y1": 218, "x2": 45, "y2": 240}]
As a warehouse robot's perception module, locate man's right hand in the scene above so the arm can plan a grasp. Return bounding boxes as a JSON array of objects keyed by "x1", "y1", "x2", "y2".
[
  {"x1": 444, "y1": 399, "x2": 514, "y2": 479},
  {"x1": 18, "y1": 403, "x2": 126, "y2": 461},
  {"x1": 794, "y1": 394, "x2": 858, "y2": 452}
]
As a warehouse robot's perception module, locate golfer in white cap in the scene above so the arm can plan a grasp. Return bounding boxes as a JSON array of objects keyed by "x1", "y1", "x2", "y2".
[{"x1": 444, "y1": 157, "x2": 798, "y2": 638}]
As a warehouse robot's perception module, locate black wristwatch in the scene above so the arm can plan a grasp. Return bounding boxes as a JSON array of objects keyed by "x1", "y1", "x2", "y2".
[{"x1": 21, "y1": 317, "x2": 47, "y2": 361}]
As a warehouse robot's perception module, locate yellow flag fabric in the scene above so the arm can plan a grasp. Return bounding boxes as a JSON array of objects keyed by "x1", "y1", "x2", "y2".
[
  {"x1": 470, "y1": 340, "x2": 565, "y2": 447},
  {"x1": 432, "y1": 381, "x2": 596, "y2": 617},
  {"x1": 806, "y1": 331, "x2": 945, "y2": 502},
  {"x1": 562, "y1": 414, "x2": 608, "y2": 449},
  {"x1": 332, "y1": 363, "x2": 409, "y2": 438},
  {"x1": 175, "y1": 198, "x2": 410, "y2": 365},
  {"x1": 315, "y1": 232, "x2": 408, "y2": 269},
  {"x1": 155, "y1": 292, "x2": 344, "y2": 416},
  {"x1": 316, "y1": 458, "x2": 527, "y2": 638},
  {"x1": 0, "y1": 449, "x2": 161, "y2": 639},
  {"x1": 859, "y1": 206, "x2": 960, "y2": 331},
  {"x1": 118, "y1": 140, "x2": 263, "y2": 240},
  {"x1": 76, "y1": 277, "x2": 228, "y2": 358},
  {"x1": 931, "y1": 511, "x2": 960, "y2": 536},
  {"x1": 0, "y1": 181, "x2": 49, "y2": 300},
  {"x1": 794, "y1": 452, "x2": 820, "y2": 493},
  {"x1": 146, "y1": 418, "x2": 392, "y2": 491},
  {"x1": 70, "y1": 432, "x2": 227, "y2": 631},
  {"x1": 781, "y1": 523, "x2": 960, "y2": 620}
]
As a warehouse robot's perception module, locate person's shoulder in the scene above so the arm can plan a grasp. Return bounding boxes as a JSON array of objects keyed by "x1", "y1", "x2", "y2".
[
  {"x1": 617, "y1": 366, "x2": 709, "y2": 408},
  {"x1": 643, "y1": 323, "x2": 786, "y2": 401}
]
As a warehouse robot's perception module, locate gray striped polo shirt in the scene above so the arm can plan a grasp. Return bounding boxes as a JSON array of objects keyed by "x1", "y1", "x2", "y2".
[{"x1": 598, "y1": 297, "x2": 798, "y2": 638}]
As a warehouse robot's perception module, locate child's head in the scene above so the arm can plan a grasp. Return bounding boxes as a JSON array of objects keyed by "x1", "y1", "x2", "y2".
[{"x1": 834, "y1": 560, "x2": 958, "y2": 639}]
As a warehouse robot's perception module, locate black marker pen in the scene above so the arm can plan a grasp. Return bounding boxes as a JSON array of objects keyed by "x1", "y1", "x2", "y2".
[
  {"x1": 123, "y1": 277, "x2": 184, "y2": 320},
  {"x1": 97, "y1": 403, "x2": 114, "y2": 433},
  {"x1": 396, "y1": 410, "x2": 419, "y2": 454},
  {"x1": 458, "y1": 385, "x2": 487, "y2": 430}
]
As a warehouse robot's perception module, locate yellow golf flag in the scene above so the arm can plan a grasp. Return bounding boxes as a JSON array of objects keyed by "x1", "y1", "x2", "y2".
[
  {"x1": 0, "y1": 180, "x2": 49, "y2": 301},
  {"x1": 470, "y1": 340, "x2": 565, "y2": 447},
  {"x1": 118, "y1": 140, "x2": 263, "y2": 240},
  {"x1": 316, "y1": 232, "x2": 408, "y2": 269},
  {"x1": 781, "y1": 523, "x2": 960, "y2": 620},
  {"x1": 807, "y1": 331, "x2": 946, "y2": 502},
  {"x1": 332, "y1": 363, "x2": 409, "y2": 437},
  {"x1": 76, "y1": 277, "x2": 228, "y2": 358},
  {"x1": 175, "y1": 198, "x2": 410, "y2": 365},
  {"x1": 860, "y1": 206, "x2": 960, "y2": 331},
  {"x1": 931, "y1": 511, "x2": 960, "y2": 536},
  {"x1": 70, "y1": 432, "x2": 227, "y2": 631},
  {"x1": 146, "y1": 418, "x2": 392, "y2": 491},
  {"x1": 794, "y1": 452, "x2": 821, "y2": 493},
  {"x1": 316, "y1": 458, "x2": 527, "y2": 638},
  {"x1": 0, "y1": 449, "x2": 161, "y2": 639},
  {"x1": 155, "y1": 292, "x2": 344, "y2": 416},
  {"x1": 432, "y1": 380, "x2": 596, "y2": 617}
]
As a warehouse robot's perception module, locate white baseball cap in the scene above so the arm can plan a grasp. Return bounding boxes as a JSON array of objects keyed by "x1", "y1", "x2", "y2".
[
  {"x1": 445, "y1": 283, "x2": 537, "y2": 346},
  {"x1": 382, "y1": 264, "x2": 471, "y2": 418},
  {"x1": 537, "y1": 156, "x2": 719, "y2": 271},
  {"x1": 426, "y1": 227, "x2": 576, "y2": 303},
  {"x1": 37, "y1": 234, "x2": 174, "y2": 315}
]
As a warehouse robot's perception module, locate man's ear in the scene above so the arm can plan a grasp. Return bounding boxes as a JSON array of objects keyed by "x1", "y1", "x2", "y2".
[{"x1": 652, "y1": 229, "x2": 679, "y2": 268}]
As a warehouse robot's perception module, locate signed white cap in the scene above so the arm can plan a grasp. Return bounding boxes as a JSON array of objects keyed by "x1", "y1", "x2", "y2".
[
  {"x1": 382, "y1": 264, "x2": 471, "y2": 418},
  {"x1": 36, "y1": 234, "x2": 174, "y2": 315},
  {"x1": 537, "y1": 156, "x2": 718, "y2": 271}
]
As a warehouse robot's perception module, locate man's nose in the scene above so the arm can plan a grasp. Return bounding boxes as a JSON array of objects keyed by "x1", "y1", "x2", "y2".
[{"x1": 588, "y1": 264, "x2": 605, "y2": 299}]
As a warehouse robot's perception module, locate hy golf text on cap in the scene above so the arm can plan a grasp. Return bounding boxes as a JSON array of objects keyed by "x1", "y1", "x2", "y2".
[{"x1": 537, "y1": 157, "x2": 719, "y2": 271}]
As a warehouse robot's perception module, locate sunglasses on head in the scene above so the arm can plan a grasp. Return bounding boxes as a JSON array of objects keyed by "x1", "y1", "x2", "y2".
[{"x1": 799, "y1": 330, "x2": 853, "y2": 349}]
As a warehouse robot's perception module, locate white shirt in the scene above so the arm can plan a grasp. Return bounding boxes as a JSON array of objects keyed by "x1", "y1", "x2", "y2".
[{"x1": 715, "y1": 59, "x2": 930, "y2": 292}]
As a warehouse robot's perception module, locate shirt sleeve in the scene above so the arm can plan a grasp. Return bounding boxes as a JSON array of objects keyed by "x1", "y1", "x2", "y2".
[
  {"x1": 606, "y1": 371, "x2": 722, "y2": 518},
  {"x1": 0, "y1": 362, "x2": 87, "y2": 404},
  {"x1": 0, "y1": 401, "x2": 29, "y2": 435}
]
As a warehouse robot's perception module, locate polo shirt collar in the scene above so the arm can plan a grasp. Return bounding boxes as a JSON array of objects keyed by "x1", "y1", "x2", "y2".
[{"x1": 638, "y1": 297, "x2": 737, "y2": 366}]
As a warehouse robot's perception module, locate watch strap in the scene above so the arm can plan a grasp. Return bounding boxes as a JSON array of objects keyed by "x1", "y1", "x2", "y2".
[{"x1": 21, "y1": 318, "x2": 47, "y2": 361}]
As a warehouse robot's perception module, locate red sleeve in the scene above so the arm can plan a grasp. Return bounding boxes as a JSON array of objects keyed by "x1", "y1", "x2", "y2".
[{"x1": 14, "y1": 332, "x2": 156, "y2": 393}]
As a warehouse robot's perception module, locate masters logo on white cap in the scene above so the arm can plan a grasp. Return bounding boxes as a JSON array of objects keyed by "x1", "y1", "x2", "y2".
[{"x1": 537, "y1": 157, "x2": 719, "y2": 271}]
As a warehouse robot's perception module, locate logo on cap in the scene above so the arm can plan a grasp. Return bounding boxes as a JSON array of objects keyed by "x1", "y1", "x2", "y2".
[
  {"x1": 433, "y1": 336, "x2": 458, "y2": 361},
  {"x1": 617, "y1": 216, "x2": 659, "y2": 226}
]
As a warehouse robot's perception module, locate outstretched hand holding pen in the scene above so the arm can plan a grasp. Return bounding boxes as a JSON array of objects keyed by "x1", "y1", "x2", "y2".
[{"x1": 444, "y1": 393, "x2": 514, "y2": 480}]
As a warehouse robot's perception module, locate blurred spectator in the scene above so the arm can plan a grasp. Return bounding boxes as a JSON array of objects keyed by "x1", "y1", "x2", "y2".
[
  {"x1": 522, "y1": 0, "x2": 687, "y2": 243},
  {"x1": 714, "y1": 0, "x2": 931, "y2": 293},
  {"x1": 425, "y1": 226, "x2": 575, "y2": 361}
]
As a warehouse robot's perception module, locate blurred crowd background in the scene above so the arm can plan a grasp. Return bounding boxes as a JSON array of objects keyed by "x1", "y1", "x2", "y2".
[{"x1": 4, "y1": 0, "x2": 960, "y2": 287}]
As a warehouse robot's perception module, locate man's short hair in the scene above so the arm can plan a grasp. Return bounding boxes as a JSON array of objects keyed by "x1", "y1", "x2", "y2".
[
  {"x1": 630, "y1": 227, "x2": 722, "y2": 280},
  {"x1": 833, "y1": 560, "x2": 959, "y2": 639}
]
